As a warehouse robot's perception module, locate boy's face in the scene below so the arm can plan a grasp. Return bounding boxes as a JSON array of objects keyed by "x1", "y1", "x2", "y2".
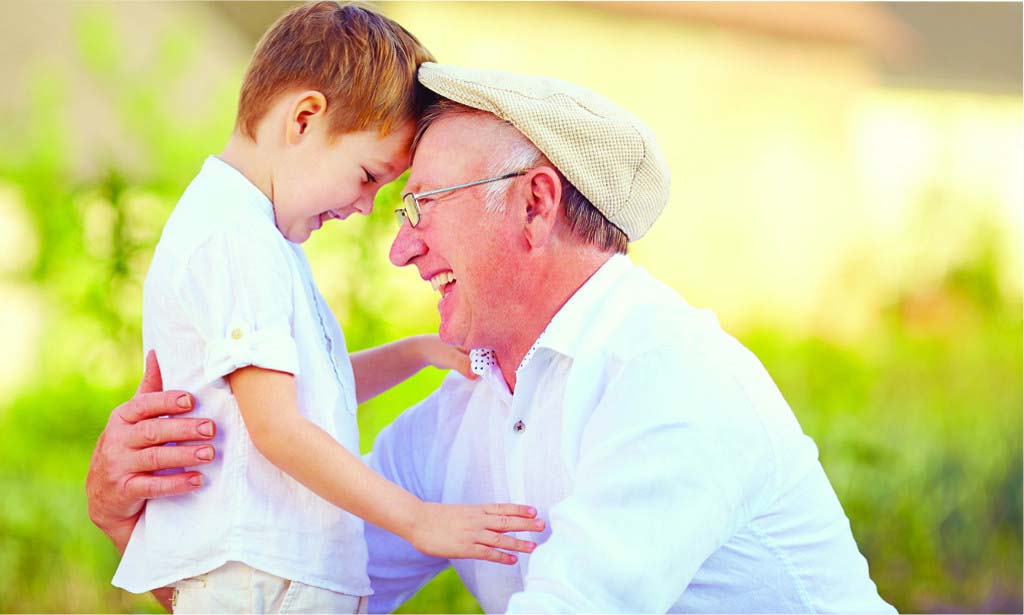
[{"x1": 273, "y1": 121, "x2": 415, "y2": 243}]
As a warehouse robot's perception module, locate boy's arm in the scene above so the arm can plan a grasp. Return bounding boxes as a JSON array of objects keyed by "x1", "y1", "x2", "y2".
[
  {"x1": 350, "y1": 334, "x2": 474, "y2": 404},
  {"x1": 228, "y1": 366, "x2": 540, "y2": 563}
]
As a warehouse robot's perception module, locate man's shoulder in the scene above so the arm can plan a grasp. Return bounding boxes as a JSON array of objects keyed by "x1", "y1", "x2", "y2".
[{"x1": 589, "y1": 265, "x2": 728, "y2": 361}]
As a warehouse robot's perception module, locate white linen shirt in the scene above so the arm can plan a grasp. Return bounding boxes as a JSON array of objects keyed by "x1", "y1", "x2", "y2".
[
  {"x1": 364, "y1": 254, "x2": 894, "y2": 613},
  {"x1": 113, "y1": 156, "x2": 371, "y2": 597}
]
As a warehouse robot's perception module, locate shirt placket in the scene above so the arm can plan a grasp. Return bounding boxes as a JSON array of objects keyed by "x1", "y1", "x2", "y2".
[{"x1": 294, "y1": 249, "x2": 346, "y2": 398}]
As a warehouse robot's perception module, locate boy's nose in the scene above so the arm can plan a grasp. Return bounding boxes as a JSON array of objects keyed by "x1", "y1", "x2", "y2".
[
  {"x1": 389, "y1": 221, "x2": 425, "y2": 267},
  {"x1": 355, "y1": 194, "x2": 374, "y2": 216}
]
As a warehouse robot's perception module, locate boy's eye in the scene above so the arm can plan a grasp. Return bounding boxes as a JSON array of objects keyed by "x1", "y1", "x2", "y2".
[{"x1": 363, "y1": 168, "x2": 377, "y2": 184}]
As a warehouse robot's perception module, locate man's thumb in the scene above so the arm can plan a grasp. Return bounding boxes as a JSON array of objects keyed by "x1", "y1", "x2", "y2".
[{"x1": 137, "y1": 349, "x2": 164, "y2": 394}]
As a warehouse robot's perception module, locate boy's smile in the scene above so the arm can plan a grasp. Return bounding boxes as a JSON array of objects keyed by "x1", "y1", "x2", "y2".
[{"x1": 274, "y1": 121, "x2": 415, "y2": 244}]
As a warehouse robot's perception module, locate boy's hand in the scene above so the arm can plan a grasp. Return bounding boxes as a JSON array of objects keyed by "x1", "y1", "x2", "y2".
[
  {"x1": 410, "y1": 502, "x2": 545, "y2": 564},
  {"x1": 415, "y1": 334, "x2": 477, "y2": 380},
  {"x1": 85, "y1": 350, "x2": 215, "y2": 552}
]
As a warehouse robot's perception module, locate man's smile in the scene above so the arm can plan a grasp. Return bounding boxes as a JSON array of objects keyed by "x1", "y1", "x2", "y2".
[{"x1": 429, "y1": 270, "x2": 457, "y2": 293}]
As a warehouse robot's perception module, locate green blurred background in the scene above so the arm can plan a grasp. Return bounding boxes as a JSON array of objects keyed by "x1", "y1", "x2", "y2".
[{"x1": 0, "y1": 1, "x2": 1020, "y2": 613}]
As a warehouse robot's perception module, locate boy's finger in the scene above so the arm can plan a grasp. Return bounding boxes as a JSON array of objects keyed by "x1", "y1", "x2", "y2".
[
  {"x1": 122, "y1": 472, "x2": 204, "y2": 500},
  {"x1": 483, "y1": 503, "x2": 538, "y2": 518},
  {"x1": 132, "y1": 444, "x2": 215, "y2": 473},
  {"x1": 472, "y1": 545, "x2": 517, "y2": 565},
  {"x1": 455, "y1": 356, "x2": 478, "y2": 380},
  {"x1": 479, "y1": 531, "x2": 537, "y2": 553},
  {"x1": 116, "y1": 391, "x2": 195, "y2": 424},
  {"x1": 126, "y1": 418, "x2": 216, "y2": 448},
  {"x1": 485, "y1": 515, "x2": 546, "y2": 534}
]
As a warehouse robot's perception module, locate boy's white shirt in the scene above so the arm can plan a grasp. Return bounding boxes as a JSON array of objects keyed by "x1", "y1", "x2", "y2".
[{"x1": 113, "y1": 156, "x2": 372, "y2": 597}]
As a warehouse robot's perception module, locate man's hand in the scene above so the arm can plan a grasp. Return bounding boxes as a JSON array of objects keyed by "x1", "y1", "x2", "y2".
[{"x1": 85, "y1": 350, "x2": 216, "y2": 553}]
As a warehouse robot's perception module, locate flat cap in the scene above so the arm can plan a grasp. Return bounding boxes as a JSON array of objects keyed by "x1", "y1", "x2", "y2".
[{"x1": 417, "y1": 62, "x2": 671, "y2": 242}]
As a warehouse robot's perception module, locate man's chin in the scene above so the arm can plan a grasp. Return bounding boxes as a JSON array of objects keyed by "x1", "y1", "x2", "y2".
[{"x1": 437, "y1": 321, "x2": 467, "y2": 350}]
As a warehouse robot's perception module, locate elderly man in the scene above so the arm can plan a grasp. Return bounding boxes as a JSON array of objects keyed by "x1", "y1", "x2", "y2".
[{"x1": 87, "y1": 63, "x2": 894, "y2": 613}]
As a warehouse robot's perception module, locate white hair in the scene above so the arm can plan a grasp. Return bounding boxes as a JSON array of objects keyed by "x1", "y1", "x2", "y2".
[{"x1": 481, "y1": 124, "x2": 545, "y2": 213}]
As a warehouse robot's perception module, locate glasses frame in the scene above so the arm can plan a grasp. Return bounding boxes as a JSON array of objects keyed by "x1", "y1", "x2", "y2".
[{"x1": 396, "y1": 170, "x2": 528, "y2": 228}]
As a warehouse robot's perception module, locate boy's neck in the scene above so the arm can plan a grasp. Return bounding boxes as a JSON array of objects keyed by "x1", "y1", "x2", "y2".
[{"x1": 220, "y1": 133, "x2": 274, "y2": 203}]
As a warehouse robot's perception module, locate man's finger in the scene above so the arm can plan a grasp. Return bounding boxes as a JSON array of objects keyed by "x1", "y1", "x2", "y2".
[
  {"x1": 126, "y1": 418, "x2": 216, "y2": 448},
  {"x1": 122, "y1": 472, "x2": 204, "y2": 500},
  {"x1": 137, "y1": 350, "x2": 164, "y2": 395},
  {"x1": 116, "y1": 390, "x2": 195, "y2": 424},
  {"x1": 132, "y1": 444, "x2": 215, "y2": 473}
]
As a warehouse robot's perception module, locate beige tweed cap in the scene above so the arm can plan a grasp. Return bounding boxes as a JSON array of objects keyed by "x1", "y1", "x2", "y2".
[{"x1": 417, "y1": 62, "x2": 671, "y2": 242}]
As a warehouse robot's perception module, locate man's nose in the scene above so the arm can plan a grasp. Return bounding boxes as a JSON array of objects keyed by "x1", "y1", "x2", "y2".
[{"x1": 389, "y1": 220, "x2": 425, "y2": 267}]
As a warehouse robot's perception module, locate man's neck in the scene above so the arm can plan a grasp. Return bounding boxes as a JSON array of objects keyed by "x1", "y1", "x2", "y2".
[{"x1": 493, "y1": 250, "x2": 614, "y2": 391}]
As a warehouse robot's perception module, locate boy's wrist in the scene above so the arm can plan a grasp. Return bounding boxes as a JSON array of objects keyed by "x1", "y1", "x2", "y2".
[
  {"x1": 407, "y1": 334, "x2": 436, "y2": 369},
  {"x1": 394, "y1": 497, "x2": 428, "y2": 546}
]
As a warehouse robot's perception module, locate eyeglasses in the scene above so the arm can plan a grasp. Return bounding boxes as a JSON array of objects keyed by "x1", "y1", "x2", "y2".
[{"x1": 395, "y1": 170, "x2": 527, "y2": 228}]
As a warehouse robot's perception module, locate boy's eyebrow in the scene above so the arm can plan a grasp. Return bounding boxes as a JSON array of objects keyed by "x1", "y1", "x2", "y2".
[{"x1": 371, "y1": 159, "x2": 395, "y2": 175}]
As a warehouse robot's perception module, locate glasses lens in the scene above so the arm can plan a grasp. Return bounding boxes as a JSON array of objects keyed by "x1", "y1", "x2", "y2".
[
  {"x1": 394, "y1": 208, "x2": 407, "y2": 227},
  {"x1": 402, "y1": 193, "x2": 420, "y2": 227}
]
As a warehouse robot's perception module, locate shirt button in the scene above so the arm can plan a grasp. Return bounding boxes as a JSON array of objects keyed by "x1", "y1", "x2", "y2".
[
  {"x1": 231, "y1": 328, "x2": 243, "y2": 340},
  {"x1": 513, "y1": 420, "x2": 526, "y2": 434}
]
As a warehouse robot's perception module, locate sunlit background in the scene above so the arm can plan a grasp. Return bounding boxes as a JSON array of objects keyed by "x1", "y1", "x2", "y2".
[{"x1": 0, "y1": 1, "x2": 1020, "y2": 613}]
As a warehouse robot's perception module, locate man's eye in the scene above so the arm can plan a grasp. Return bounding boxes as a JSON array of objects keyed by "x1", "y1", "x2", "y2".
[{"x1": 363, "y1": 168, "x2": 377, "y2": 183}]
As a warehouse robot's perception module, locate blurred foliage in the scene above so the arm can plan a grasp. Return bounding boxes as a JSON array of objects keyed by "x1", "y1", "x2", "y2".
[{"x1": 0, "y1": 4, "x2": 1020, "y2": 614}]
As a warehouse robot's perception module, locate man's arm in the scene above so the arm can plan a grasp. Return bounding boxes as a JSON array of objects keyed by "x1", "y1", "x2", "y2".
[
  {"x1": 85, "y1": 350, "x2": 216, "y2": 611},
  {"x1": 506, "y1": 347, "x2": 775, "y2": 613}
]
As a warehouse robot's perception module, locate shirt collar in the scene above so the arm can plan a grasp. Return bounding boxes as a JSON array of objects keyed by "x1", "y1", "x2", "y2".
[
  {"x1": 469, "y1": 253, "x2": 635, "y2": 380},
  {"x1": 202, "y1": 155, "x2": 276, "y2": 224}
]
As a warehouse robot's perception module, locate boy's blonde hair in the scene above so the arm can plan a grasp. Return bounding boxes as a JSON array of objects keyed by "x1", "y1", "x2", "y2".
[{"x1": 236, "y1": 1, "x2": 435, "y2": 140}]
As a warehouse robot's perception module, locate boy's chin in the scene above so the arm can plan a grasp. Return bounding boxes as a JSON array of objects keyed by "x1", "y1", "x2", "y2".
[{"x1": 283, "y1": 227, "x2": 313, "y2": 244}]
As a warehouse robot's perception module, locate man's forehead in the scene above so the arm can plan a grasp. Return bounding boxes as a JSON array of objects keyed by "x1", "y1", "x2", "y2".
[{"x1": 407, "y1": 115, "x2": 496, "y2": 189}]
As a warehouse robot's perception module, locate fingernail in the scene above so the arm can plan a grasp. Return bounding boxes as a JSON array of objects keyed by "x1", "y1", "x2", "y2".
[
  {"x1": 196, "y1": 447, "x2": 214, "y2": 461},
  {"x1": 176, "y1": 394, "x2": 192, "y2": 409},
  {"x1": 188, "y1": 474, "x2": 203, "y2": 486},
  {"x1": 509, "y1": 555, "x2": 517, "y2": 563},
  {"x1": 198, "y1": 421, "x2": 214, "y2": 437},
  {"x1": 528, "y1": 542, "x2": 536, "y2": 551},
  {"x1": 535, "y1": 520, "x2": 545, "y2": 530},
  {"x1": 527, "y1": 506, "x2": 537, "y2": 516}
]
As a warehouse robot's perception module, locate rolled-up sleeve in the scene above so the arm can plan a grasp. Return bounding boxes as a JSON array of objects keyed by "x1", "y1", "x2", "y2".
[
  {"x1": 175, "y1": 226, "x2": 299, "y2": 385},
  {"x1": 507, "y1": 347, "x2": 776, "y2": 613}
]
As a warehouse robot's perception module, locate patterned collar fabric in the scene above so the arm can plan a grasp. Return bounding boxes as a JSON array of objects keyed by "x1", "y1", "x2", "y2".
[{"x1": 468, "y1": 334, "x2": 544, "y2": 380}]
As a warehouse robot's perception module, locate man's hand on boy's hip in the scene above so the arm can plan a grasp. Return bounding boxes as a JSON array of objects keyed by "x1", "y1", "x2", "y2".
[{"x1": 85, "y1": 350, "x2": 216, "y2": 552}]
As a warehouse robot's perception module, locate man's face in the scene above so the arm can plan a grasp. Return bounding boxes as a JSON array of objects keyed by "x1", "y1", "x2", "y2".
[{"x1": 389, "y1": 114, "x2": 524, "y2": 350}]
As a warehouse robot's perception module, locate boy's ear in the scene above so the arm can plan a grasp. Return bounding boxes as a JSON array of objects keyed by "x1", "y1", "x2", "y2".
[
  {"x1": 522, "y1": 166, "x2": 562, "y2": 251},
  {"x1": 286, "y1": 91, "x2": 328, "y2": 145}
]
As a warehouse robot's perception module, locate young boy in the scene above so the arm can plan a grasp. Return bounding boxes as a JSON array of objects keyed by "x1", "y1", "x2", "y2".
[{"x1": 111, "y1": 3, "x2": 541, "y2": 612}]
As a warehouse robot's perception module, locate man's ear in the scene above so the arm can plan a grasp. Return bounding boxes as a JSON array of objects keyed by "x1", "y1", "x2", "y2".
[
  {"x1": 523, "y1": 166, "x2": 562, "y2": 250},
  {"x1": 286, "y1": 91, "x2": 328, "y2": 145}
]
